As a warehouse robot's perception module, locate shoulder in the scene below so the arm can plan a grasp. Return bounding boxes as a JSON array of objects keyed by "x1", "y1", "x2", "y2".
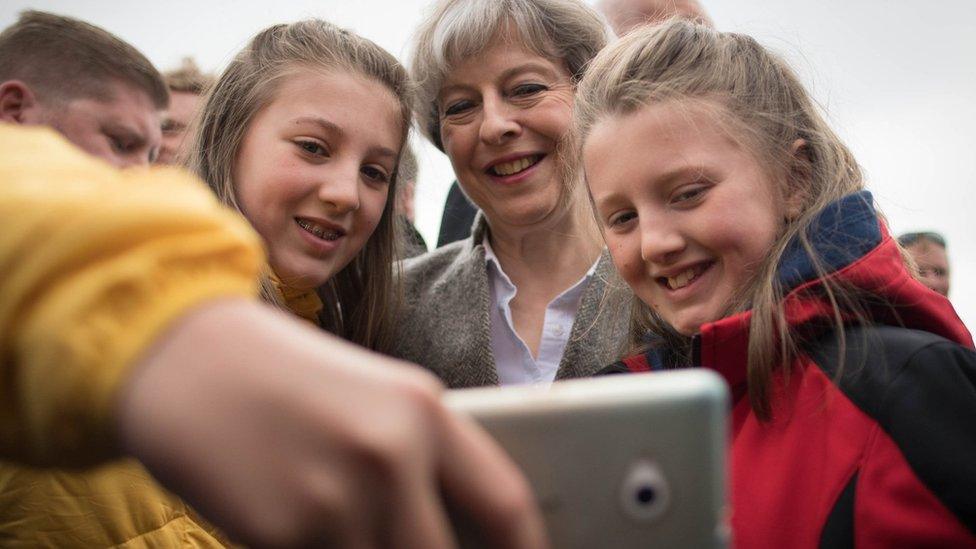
[
  {"x1": 401, "y1": 238, "x2": 485, "y2": 297},
  {"x1": 807, "y1": 325, "x2": 976, "y2": 536},
  {"x1": 391, "y1": 239, "x2": 493, "y2": 376},
  {"x1": 393, "y1": 237, "x2": 488, "y2": 340},
  {"x1": 806, "y1": 325, "x2": 975, "y2": 424},
  {"x1": 807, "y1": 325, "x2": 975, "y2": 402}
]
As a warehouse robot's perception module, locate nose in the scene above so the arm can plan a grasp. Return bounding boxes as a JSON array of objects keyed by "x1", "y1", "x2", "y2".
[
  {"x1": 478, "y1": 94, "x2": 521, "y2": 145},
  {"x1": 318, "y1": 164, "x2": 361, "y2": 214},
  {"x1": 639, "y1": 215, "x2": 686, "y2": 265}
]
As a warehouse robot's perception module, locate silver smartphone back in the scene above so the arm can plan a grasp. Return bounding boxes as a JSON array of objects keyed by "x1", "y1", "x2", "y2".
[{"x1": 445, "y1": 369, "x2": 729, "y2": 548}]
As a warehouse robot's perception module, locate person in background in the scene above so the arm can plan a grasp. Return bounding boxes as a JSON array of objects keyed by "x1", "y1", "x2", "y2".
[
  {"x1": 158, "y1": 57, "x2": 213, "y2": 165},
  {"x1": 437, "y1": 176, "x2": 480, "y2": 247},
  {"x1": 0, "y1": 11, "x2": 188, "y2": 545},
  {"x1": 597, "y1": 0, "x2": 712, "y2": 36},
  {"x1": 899, "y1": 231, "x2": 951, "y2": 297},
  {"x1": 397, "y1": 143, "x2": 431, "y2": 257},
  {"x1": 0, "y1": 10, "x2": 167, "y2": 167}
]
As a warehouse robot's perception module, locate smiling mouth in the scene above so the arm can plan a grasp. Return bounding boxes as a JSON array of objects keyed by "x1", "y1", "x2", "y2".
[
  {"x1": 658, "y1": 262, "x2": 714, "y2": 290},
  {"x1": 296, "y1": 218, "x2": 344, "y2": 241},
  {"x1": 488, "y1": 155, "x2": 543, "y2": 176}
]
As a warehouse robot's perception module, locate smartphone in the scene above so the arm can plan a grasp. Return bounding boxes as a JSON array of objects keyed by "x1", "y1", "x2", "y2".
[{"x1": 445, "y1": 369, "x2": 730, "y2": 548}]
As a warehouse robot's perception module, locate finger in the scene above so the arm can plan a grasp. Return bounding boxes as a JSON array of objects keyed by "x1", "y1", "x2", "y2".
[
  {"x1": 383, "y1": 463, "x2": 457, "y2": 549},
  {"x1": 437, "y1": 412, "x2": 550, "y2": 549}
]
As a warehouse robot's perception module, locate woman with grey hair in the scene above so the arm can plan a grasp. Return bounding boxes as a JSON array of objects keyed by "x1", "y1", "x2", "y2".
[{"x1": 393, "y1": 0, "x2": 630, "y2": 387}]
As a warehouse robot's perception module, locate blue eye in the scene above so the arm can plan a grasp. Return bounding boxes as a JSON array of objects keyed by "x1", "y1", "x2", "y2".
[
  {"x1": 673, "y1": 186, "x2": 707, "y2": 204},
  {"x1": 361, "y1": 165, "x2": 390, "y2": 184},
  {"x1": 296, "y1": 140, "x2": 327, "y2": 156},
  {"x1": 609, "y1": 211, "x2": 637, "y2": 227}
]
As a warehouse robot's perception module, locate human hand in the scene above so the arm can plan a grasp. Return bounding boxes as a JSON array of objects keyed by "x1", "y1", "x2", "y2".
[{"x1": 116, "y1": 299, "x2": 548, "y2": 548}]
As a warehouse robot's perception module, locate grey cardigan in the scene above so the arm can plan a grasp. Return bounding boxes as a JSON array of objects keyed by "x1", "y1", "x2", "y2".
[{"x1": 392, "y1": 216, "x2": 632, "y2": 388}]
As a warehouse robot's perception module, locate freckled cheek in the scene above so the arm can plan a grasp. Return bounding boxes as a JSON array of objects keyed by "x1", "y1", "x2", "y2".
[
  {"x1": 268, "y1": 182, "x2": 308, "y2": 222},
  {"x1": 609, "y1": 242, "x2": 651, "y2": 293},
  {"x1": 705, "y1": 220, "x2": 775, "y2": 283},
  {"x1": 243, "y1": 179, "x2": 306, "y2": 237}
]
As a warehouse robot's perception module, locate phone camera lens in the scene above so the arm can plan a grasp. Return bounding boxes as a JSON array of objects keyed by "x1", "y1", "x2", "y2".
[
  {"x1": 620, "y1": 459, "x2": 670, "y2": 522},
  {"x1": 636, "y1": 486, "x2": 656, "y2": 505}
]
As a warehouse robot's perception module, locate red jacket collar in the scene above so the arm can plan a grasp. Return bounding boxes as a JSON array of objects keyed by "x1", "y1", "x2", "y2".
[{"x1": 697, "y1": 193, "x2": 972, "y2": 394}]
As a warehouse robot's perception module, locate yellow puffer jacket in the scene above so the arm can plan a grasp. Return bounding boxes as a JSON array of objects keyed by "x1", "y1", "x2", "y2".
[{"x1": 0, "y1": 125, "x2": 264, "y2": 547}]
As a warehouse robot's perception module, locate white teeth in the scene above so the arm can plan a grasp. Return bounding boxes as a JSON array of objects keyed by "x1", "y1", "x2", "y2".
[
  {"x1": 297, "y1": 219, "x2": 341, "y2": 241},
  {"x1": 666, "y1": 267, "x2": 699, "y2": 290},
  {"x1": 491, "y1": 155, "x2": 539, "y2": 176}
]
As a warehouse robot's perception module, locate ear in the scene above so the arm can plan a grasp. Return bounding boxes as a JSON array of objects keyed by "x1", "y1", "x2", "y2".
[
  {"x1": 0, "y1": 80, "x2": 39, "y2": 124},
  {"x1": 784, "y1": 138, "x2": 812, "y2": 220}
]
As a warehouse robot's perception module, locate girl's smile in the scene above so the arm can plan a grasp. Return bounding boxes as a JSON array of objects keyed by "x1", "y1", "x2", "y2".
[
  {"x1": 234, "y1": 69, "x2": 401, "y2": 290},
  {"x1": 295, "y1": 215, "x2": 346, "y2": 254},
  {"x1": 655, "y1": 259, "x2": 715, "y2": 294},
  {"x1": 583, "y1": 99, "x2": 788, "y2": 335}
]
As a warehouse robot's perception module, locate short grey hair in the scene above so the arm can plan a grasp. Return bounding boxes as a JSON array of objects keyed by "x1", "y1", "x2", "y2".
[{"x1": 411, "y1": 0, "x2": 609, "y2": 150}]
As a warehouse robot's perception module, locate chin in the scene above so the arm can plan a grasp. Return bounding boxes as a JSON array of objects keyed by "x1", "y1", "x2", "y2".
[
  {"x1": 510, "y1": 202, "x2": 565, "y2": 228},
  {"x1": 668, "y1": 314, "x2": 708, "y2": 337},
  {"x1": 273, "y1": 262, "x2": 335, "y2": 290}
]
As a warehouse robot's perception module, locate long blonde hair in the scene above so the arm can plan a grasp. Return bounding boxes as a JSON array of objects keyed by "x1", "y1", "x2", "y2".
[
  {"x1": 187, "y1": 19, "x2": 412, "y2": 353},
  {"x1": 574, "y1": 20, "x2": 875, "y2": 418}
]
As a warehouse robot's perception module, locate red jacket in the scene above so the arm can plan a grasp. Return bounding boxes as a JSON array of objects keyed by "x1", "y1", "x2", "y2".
[{"x1": 607, "y1": 192, "x2": 976, "y2": 548}]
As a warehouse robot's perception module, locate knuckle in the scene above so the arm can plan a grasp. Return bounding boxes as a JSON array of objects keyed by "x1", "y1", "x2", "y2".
[
  {"x1": 486, "y1": 476, "x2": 538, "y2": 529},
  {"x1": 347, "y1": 376, "x2": 446, "y2": 479},
  {"x1": 400, "y1": 375, "x2": 444, "y2": 416},
  {"x1": 347, "y1": 426, "x2": 411, "y2": 481},
  {"x1": 396, "y1": 367, "x2": 445, "y2": 400},
  {"x1": 289, "y1": 476, "x2": 356, "y2": 547},
  {"x1": 388, "y1": 370, "x2": 448, "y2": 429}
]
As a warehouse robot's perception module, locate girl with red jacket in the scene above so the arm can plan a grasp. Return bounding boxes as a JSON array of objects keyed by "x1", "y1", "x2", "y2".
[{"x1": 574, "y1": 20, "x2": 976, "y2": 548}]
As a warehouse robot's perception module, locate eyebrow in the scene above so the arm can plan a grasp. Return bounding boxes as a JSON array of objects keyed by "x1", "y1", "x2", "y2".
[
  {"x1": 439, "y1": 61, "x2": 562, "y2": 98},
  {"x1": 652, "y1": 165, "x2": 710, "y2": 187},
  {"x1": 592, "y1": 165, "x2": 709, "y2": 208},
  {"x1": 291, "y1": 116, "x2": 398, "y2": 160},
  {"x1": 103, "y1": 123, "x2": 147, "y2": 147},
  {"x1": 591, "y1": 189, "x2": 628, "y2": 213},
  {"x1": 497, "y1": 61, "x2": 561, "y2": 83},
  {"x1": 161, "y1": 118, "x2": 187, "y2": 131}
]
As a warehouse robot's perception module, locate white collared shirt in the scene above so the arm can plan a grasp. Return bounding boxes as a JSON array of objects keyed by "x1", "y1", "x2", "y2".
[{"x1": 483, "y1": 239, "x2": 598, "y2": 386}]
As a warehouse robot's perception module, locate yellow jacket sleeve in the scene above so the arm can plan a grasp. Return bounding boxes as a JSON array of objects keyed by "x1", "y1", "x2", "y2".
[{"x1": 0, "y1": 125, "x2": 265, "y2": 467}]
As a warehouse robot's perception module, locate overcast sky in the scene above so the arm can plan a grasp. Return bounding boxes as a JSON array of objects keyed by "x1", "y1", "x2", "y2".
[{"x1": 3, "y1": 0, "x2": 973, "y2": 329}]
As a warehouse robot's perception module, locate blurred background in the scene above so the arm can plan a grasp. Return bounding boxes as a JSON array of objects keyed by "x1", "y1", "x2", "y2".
[{"x1": 2, "y1": 0, "x2": 973, "y2": 329}]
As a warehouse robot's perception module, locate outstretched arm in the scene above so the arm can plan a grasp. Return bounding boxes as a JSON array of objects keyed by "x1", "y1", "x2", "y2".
[
  {"x1": 0, "y1": 125, "x2": 547, "y2": 548},
  {"x1": 120, "y1": 299, "x2": 547, "y2": 548}
]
